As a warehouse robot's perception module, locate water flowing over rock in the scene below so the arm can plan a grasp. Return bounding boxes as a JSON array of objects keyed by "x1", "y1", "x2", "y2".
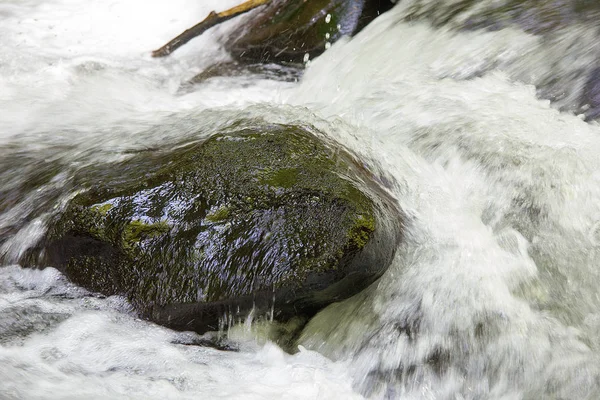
[
  {"x1": 225, "y1": 0, "x2": 395, "y2": 65},
  {"x1": 6, "y1": 0, "x2": 600, "y2": 397},
  {"x1": 33, "y1": 122, "x2": 402, "y2": 334},
  {"x1": 400, "y1": 0, "x2": 600, "y2": 33},
  {"x1": 154, "y1": 0, "x2": 395, "y2": 82},
  {"x1": 395, "y1": 0, "x2": 600, "y2": 120}
]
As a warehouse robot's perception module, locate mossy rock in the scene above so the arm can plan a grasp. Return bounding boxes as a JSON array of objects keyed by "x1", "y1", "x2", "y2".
[
  {"x1": 38, "y1": 122, "x2": 401, "y2": 333},
  {"x1": 225, "y1": 0, "x2": 395, "y2": 65}
]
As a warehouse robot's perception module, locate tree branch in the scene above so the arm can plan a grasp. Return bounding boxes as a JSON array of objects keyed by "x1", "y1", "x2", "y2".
[{"x1": 152, "y1": 0, "x2": 272, "y2": 58}]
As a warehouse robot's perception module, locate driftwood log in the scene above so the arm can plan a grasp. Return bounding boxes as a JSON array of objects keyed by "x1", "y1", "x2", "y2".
[{"x1": 152, "y1": 0, "x2": 271, "y2": 58}]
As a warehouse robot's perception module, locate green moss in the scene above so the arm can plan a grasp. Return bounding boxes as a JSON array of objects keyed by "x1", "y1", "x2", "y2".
[
  {"x1": 122, "y1": 220, "x2": 170, "y2": 247},
  {"x1": 91, "y1": 203, "x2": 113, "y2": 216},
  {"x1": 259, "y1": 168, "x2": 299, "y2": 188},
  {"x1": 348, "y1": 214, "x2": 376, "y2": 249},
  {"x1": 205, "y1": 206, "x2": 231, "y2": 223},
  {"x1": 71, "y1": 206, "x2": 109, "y2": 241}
]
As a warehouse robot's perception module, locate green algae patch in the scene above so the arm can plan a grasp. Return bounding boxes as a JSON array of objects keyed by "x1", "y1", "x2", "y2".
[
  {"x1": 123, "y1": 220, "x2": 170, "y2": 245},
  {"x1": 91, "y1": 203, "x2": 113, "y2": 216},
  {"x1": 205, "y1": 206, "x2": 231, "y2": 223},
  {"x1": 259, "y1": 168, "x2": 299, "y2": 189},
  {"x1": 348, "y1": 214, "x2": 376, "y2": 249},
  {"x1": 40, "y1": 121, "x2": 401, "y2": 334}
]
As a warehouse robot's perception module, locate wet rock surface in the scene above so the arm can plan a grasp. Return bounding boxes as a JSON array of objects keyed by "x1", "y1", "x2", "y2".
[
  {"x1": 225, "y1": 0, "x2": 395, "y2": 65},
  {"x1": 34, "y1": 122, "x2": 402, "y2": 334}
]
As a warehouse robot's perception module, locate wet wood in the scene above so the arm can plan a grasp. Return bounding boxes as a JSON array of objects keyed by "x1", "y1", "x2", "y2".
[{"x1": 152, "y1": 0, "x2": 272, "y2": 58}]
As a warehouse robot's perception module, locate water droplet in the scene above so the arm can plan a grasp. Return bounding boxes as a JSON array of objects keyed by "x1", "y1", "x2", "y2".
[
  {"x1": 325, "y1": 14, "x2": 331, "y2": 24},
  {"x1": 303, "y1": 53, "x2": 310, "y2": 63}
]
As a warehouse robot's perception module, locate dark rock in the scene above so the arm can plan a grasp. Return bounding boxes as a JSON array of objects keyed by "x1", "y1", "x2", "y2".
[
  {"x1": 171, "y1": 0, "x2": 394, "y2": 84},
  {"x1": 35, "y1": 122, "x2": 402, "y2": 334},
  {"x1": 225, "y1": 0, "x2": 395, "y2": 65},
  {"x1": 188, "y1": 62, "x2": 303, "y2": 85}
]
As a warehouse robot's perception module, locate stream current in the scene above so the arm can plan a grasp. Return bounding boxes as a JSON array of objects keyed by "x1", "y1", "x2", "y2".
[{"x1": 2, "y1": 0, "x2": 600, "y2": 398}]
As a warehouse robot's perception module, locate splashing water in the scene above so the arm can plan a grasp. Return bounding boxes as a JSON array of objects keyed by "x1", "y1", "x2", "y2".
[{"x1": 2, "y1": 0, "x2": 600, "y2": 398}]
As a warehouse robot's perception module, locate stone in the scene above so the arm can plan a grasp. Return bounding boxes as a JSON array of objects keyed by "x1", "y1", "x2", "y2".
[
  {"x1": 225, "y1": 0, "x2": 395, "y2": 65},
  {"x1": 36, "y1": 121, "x2": 402, "y2": 334}
]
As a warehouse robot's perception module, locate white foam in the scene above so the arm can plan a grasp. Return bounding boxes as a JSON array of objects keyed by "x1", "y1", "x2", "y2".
[
  {"x1": 288, "y1": 6, "x2": 600, "y2": 397},
  {"x1": 0, "y1": 0, "x2": 290, "y2": 140},
  {"x1": 2, "y1": 0, "x2": 600, "y2": 398}
]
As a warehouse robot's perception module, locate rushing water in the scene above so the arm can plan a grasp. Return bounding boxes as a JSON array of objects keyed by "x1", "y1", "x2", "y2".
[{"x1": 2, "y1": 0, "x2": 600, "y2": 398}]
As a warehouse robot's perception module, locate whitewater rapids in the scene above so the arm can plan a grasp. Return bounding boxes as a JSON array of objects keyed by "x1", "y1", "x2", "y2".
[{"x1": 1, "y1": 0, "x2": 600, "y2": 398}]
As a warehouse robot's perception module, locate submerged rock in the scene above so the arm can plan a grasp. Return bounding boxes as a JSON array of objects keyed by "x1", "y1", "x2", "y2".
[
  {"x1": 188, "y1": 62, "x2": 303, "y2": 85},
  {"x1": 36, "y1": 122, "x2": 401, "y2": 334},
  {"x1": 397, "y1": 0, "x2": 600, "y2": 121},
  {"x1": 401, "y1": 0, "x2": 600, "y2": 33}
]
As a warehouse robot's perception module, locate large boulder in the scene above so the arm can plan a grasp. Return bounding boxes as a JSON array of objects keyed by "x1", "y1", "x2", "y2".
[{"x1": 36, "y1": 122, "x2": 402, "y2": 334}]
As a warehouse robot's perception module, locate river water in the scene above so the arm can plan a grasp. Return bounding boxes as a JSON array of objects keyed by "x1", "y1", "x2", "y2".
[{"x1": 2, "y1": 0, "x2": 600, "y2": 399}]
